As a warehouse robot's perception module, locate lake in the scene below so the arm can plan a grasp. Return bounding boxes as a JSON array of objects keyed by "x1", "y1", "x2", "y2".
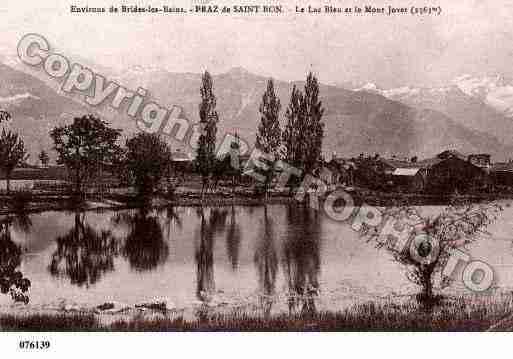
[{"x1": 1, "y1": 203, "x2": 513, "y2": 313}]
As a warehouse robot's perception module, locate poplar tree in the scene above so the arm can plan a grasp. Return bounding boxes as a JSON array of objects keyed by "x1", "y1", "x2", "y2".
[
  {"x1": 303, "y1": 72, "x2": 325, "y2": 174},
  {"x1": 256, "y1": 79, "x2": 281, "y2": 194},
  {"x1": 257, "y1": 79, "x2": 282, "y2": 157},
  {"x1": 282, "y1": 73, "x2": 325, "y2": 177},
  {"x1": 282, "y1": 85, "x2": 304, "y2": 170},
  {"x1": 196, "y1": 71, "x2": 219, "y2": 195}
]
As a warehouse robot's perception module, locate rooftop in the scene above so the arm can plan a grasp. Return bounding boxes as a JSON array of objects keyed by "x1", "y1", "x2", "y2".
[
  {"x1": 491, "y1": 162, "x2": 513, "y2": 172},
  {"x1": 392, "y1": 168, "x2": 421, "y2": 176}
]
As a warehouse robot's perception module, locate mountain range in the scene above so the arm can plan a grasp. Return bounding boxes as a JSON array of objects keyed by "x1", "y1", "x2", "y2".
[
  {"x1": 2, "y1": 57, "x2": 513, "y2": 164},
  {"x1": 0, "y1": 62, "x2": 87, "y2": 161},
  {"x1": 354, "y1": 76, "x2": 513, "y2": 149},
  {"x1": 113, "y1": 66, "x2": 513, "y2": 161}
]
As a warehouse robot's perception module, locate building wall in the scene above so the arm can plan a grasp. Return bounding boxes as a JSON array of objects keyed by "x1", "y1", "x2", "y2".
[
  {"x1": 492, "y1": 171, "x2": 513, "y2": 187},
  {"x1": 426, "y1": 157, "x2": 488, "y2": 194},
  {"x1": 390, "y1": 169, "x2": 427, "y2": 193}
]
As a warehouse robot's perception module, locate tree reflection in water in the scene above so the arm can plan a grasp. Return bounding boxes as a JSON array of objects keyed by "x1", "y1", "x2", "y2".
[
  {"x1": 158, "y1": 206, "x2": 182, "y2": 241},
  {"x1": 254, "y1": 205, "x2": 278, "y2": 317},
  {"x1": 0, "y1": 213, "x2": 32, "y2": 303},
  {"x1": 195, "y1": 207, "x2": 227, "y2": 320},
  {"x1": 49, "y1": 211, "x2": 119, "y2": 288},
  {"x1": 226, "y1": 205, "x2": 241, "y2": 271},
  {"x1": 117, "y1": 207, "x2": 169, "y2": 272},
  {"x1": 283, "y1": 204, "x2": 322, "y2": 316}
]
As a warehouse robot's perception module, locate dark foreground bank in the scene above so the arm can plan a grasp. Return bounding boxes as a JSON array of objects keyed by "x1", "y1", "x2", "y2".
[{"x1": 2, "y1": 294, "x2": 513, "y2": 331}]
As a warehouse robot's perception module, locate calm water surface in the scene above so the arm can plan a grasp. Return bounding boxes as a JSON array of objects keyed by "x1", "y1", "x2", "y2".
[{"x1": 2, "y1": 204, "x2": 513, "y2": 312}]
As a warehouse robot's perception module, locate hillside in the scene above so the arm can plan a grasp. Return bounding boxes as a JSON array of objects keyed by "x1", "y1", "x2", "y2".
[
  {"x1": 3, "y1": 61, "x2": 513, "y2": 163},
  {"x1": 0, "y1": 63, "x2": 92, "y2": 162},
  {"x1": 359, "y1": 83, "x2": 513, "y2": 148},
  {"x1": 0, "y1": 63, "x2": 138, "y2": 163},
  {"x1": 118, "y1": 66, "x2": 513, "y2": 160}
]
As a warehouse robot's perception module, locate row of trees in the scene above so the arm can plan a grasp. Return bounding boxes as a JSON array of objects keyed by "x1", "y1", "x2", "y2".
[
  {"x1": 195, "y1": 71, "x2": 325, "y2": 195},
  {"x1": 1, "y1": 70, "x2": 324, "y2": 198},
  {"x1": 49, "y1": 115, "x2": 172, "y2": 198},
  {"x1": 259, "y1": 74, "x2": 325, "y2": 192},
  {"x1": 0, "y1": 108, "x2": 172, "y2": 198}
]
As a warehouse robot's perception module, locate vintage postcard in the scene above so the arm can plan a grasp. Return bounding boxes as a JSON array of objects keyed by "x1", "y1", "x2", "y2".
[{"x1": 0, "y1": 0, "x2": 513, "y2": 350}]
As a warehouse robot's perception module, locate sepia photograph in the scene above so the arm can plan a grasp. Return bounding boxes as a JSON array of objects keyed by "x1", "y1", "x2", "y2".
[{"x1": 1, "y1": 0, "x2": 513, "y2": 351}]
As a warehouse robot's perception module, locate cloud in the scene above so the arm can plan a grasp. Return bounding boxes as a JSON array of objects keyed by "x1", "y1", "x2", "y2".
[{"x1": 0, "y1": 0, "x2": 512, "y2": 87}]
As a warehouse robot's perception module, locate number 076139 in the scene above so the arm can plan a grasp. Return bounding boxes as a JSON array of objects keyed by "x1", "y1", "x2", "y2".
[{"x1": 19, "y1": 341, "x2": 51, "y2": 350}]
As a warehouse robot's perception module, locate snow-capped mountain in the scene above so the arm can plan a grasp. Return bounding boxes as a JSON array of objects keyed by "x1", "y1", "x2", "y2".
[
  {"x1": 354, "y1": 82, "x2": 380, "y2": 93},
  {"x1": 353, "y1": 77, "x2": 513, "y2": 149},
  {"x1": 453, "y1": 75, "x2": 513, "y2": 118},
  {"x1": 355, "y1": 75, "x2": 513, "y2": 119}
]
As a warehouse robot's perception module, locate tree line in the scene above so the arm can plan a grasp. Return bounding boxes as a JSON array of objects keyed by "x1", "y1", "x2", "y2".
[{"x1": 0, "y1": 71, "x2": 324, "y2": 198}]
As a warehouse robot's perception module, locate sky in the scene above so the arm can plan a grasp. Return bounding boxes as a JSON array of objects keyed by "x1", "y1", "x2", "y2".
[{"x1": 1, "y1": 0, "x2": 513, "y2": 88}]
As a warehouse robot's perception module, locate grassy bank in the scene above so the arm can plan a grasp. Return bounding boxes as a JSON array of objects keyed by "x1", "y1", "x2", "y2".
[{"x1": 2, "y1": 295, "x2": 513, "y2": 331}]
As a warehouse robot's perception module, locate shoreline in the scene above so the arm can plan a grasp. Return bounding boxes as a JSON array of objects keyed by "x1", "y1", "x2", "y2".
[
  {"x1": 1, "y1": 187, "x2": 512, "y2": 216},
  {"x1": 0, "y1": 192, "x2": 299, "y2": 216}
]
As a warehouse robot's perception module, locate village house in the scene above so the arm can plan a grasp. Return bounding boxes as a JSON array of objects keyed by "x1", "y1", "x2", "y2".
[
  {"x1": 437, "y1": 149, "x2": 467, "y2": 161},
  {"x1": 350, "y1": 155, "x2": 394, "y2": 190},
  {"x1": 468, "y1": 153, "x2": 492, "y2": 170},
  {"x1": 171, "y1": 150, "x2": 195, "y2": 174},
  {"x1": 348, "y1": 150, "x2": 493, "y2": 194},
  {"x1": 380, "y1": 158, "x2": 436, "y2": 193},
  {"x1": 490, "y1": 161, "x2": 513, "y2": 188},
  {"x1": 379, "y1": 151, "x2": 494, "y2": 194},
  {"x1": 425, "y1": 151, "x2": 490, "y2": 194},
  {"x1": 389, "y1": 166, "x2": 427, "y2": 192}
]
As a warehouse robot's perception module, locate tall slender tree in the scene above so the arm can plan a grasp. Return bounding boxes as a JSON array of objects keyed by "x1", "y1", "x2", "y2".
[
  {"x1": 257, "y1": 79, "x2": 282, "y2": 157},
  {"x1": 282, "y1": 85, "x2": 304, "y2": 170},
  {"x1": 303, "y1": 72, "x2": 325, "y2": 174},
  {"x1": 196, "y1": 71, "x2": 219, "y2": 196},
  {"x1": 256, "y1": 79, "x2": 282, "y2": 195},
  {"x1": 282, "y1": 73, "x2": 325, "y2": 177}
]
